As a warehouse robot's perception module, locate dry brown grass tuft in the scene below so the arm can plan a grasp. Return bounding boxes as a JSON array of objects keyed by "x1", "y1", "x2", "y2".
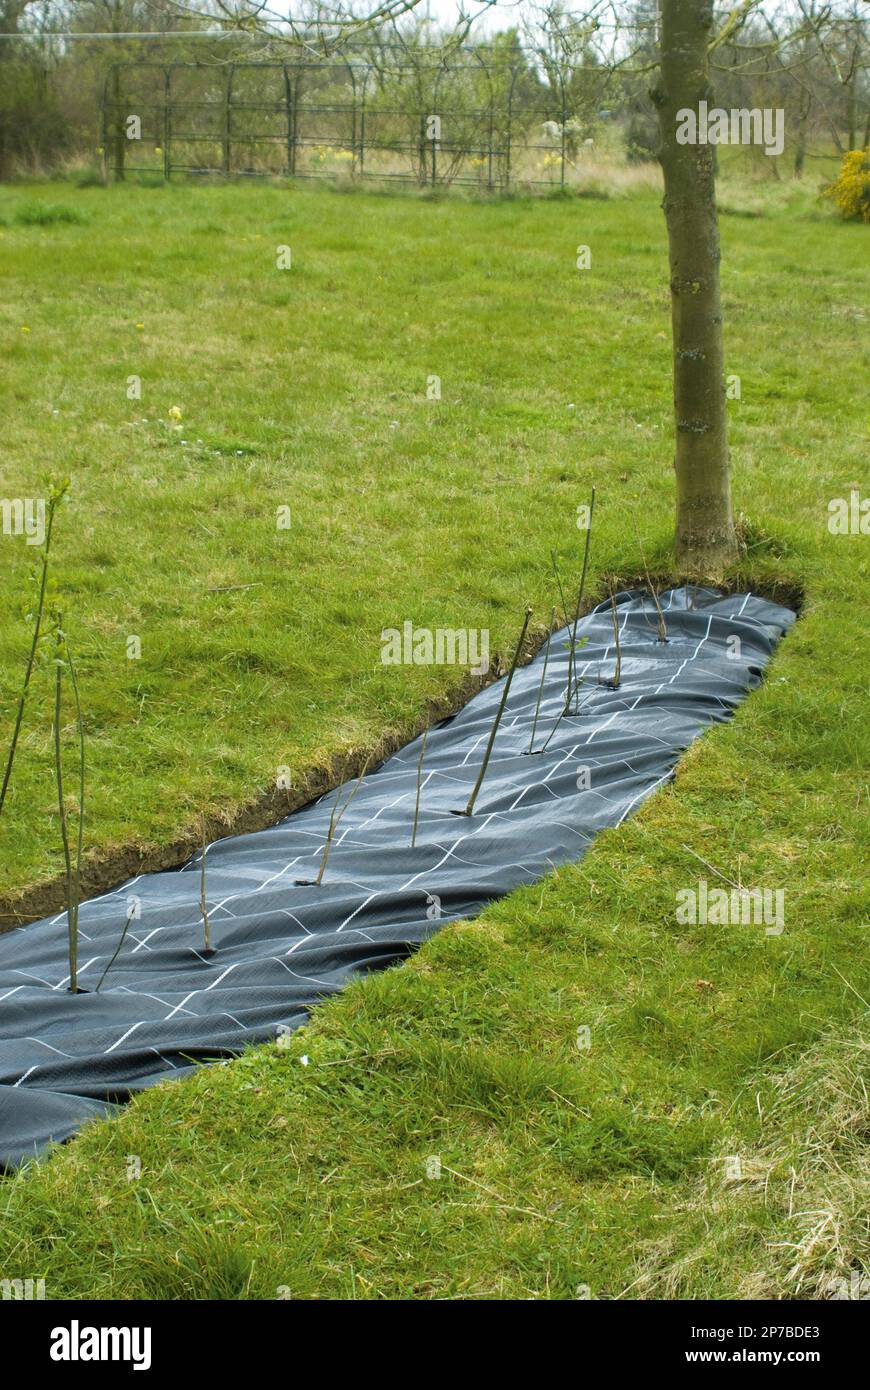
[{"x1": 623, "y1": 1027, "x2": 870, "y2": 1300}]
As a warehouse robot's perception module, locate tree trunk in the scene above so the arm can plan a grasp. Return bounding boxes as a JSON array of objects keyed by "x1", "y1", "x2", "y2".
[
  {"x1": 653, "y1": 0, "x2": 738, "y2": 575},
  {"x1": 846, "y1": 74, "x2": 857, "y2": 152},
  {"x1": 794, "y1": 91, "x2": 811, "y2": 179}
]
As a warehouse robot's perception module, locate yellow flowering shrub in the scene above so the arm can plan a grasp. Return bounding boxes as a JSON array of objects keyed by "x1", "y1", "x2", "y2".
[{"x1": 824, "y1": 147, "x2": 870, "y2": 222}]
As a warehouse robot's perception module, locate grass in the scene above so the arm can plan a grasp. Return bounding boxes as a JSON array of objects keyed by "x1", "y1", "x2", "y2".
[{"x1": 0, "y1": 172, "x2": 868, "y2": 1299}]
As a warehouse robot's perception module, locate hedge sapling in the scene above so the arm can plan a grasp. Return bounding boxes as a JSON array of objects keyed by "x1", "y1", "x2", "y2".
[
  {"x1": 410, "y1": 726, "x2": 428, "y2": 849},
  {"x1": 550, "y1": 551, "x2": 573, "y2": 708},
  {"x1": 536, "y1": 664, "x2": 595, "y2": 756},
  {"x1": 296, "y1": 755, "x2": 371, "y2": 885},
  {"x1": 454, "y1": 606, "x2": 532, "y2": 817},
  {"x1": 549, "y1": 551, "x2": 570, "y2": 628},
  {"x1": 634, "y1": 520, "x2": 668, "y2": 643},
  {"x1": 527, "y1": 608, "x2": 556, "y2": 755},
  {"x1": 598, "y1": 579, "x2": 622, "y2": 691},
  {"x1": 562, "y1": 630, "x2": 590, "y2": 716},
  {"x1": 649, "y1": 583, "x2": 668, "y2": 643},
  {"x1": 540, "y1": 483, "x2": 597, "y2": 745},
  {"x1": 65, "y1": 623, "x2": 85, "y2": 970},
  {"x1": 96, "y1": 900, "x2": 138, "y2": 992},
  {"x1": 52, "y1": 614, "x2": 81, "y2": 993},
  {"x1": 565, "y1": 485, "x2": 596, "y2": 715},
  {"x1": 296, "y1": 784, "x2": 343, "y2": 886},
  {"x1": 0, "y1": 477, "x2": 68, "y2": 819},
  {"x1": 199, "y1": 815, "x2": 214, "y2": 956}
]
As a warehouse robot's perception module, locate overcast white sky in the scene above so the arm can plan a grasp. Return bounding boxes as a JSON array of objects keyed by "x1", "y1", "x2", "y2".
[{"x1": 383, "y1": 0, "x2": 865, "y2": 41}]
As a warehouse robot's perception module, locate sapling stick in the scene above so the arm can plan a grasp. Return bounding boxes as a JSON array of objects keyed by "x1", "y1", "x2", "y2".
[
  {"x1": 410, "y1": 726, "x2": 428, "y2": 849},
  {"x1": 633, "y1": 520, "x2": 668, "y2": 642},
  {"x1": 315, "y1": 756, "x2": 371, "y2": 883},
  {"x1": 650, "y1": 583, "x2": 668, "y2": 643},
  {"x1": 200, "y1": 815, "x2": 212, "y2": 953},
  {"x1": 549, "y1": 551, "x2": 570, "y2": 628},
  {"x1": 0, "y1": 482, "x2": 67, "y2": 819},
  {"x1": 64, "y1": 629, "x2": 85, "y2": 968},
  {"x1": 96, "y1": 902, "x2": 137, "y2": 992},
  {"x1": 598, "y1": 579, "x2": 622, "y2": 690},
  {"x1": 53, "y1": 616, "x2": 78, "y2": 993},
  {"x1": 527, "y1": 608, "x2": 556, "y2": 755},
  {"x1": 317, "y1": 786, "x2": 344, "y2": 877},
  {"x1": 456, "y1": 606, "x2": 532, "y2": 817},
  {"x1": 563, "y1": 631, "x2": 591, "y2": 716},
  {"x1": 611, "y1": 583, "x2": 622, "y2": 688},
  {"x1": 565, "y1": 485, "x2": 596, "y2": 714},
  {"x1": 536, "y1": 677, "x2": 595, "y2": 757},
  {"x1": 297, "y1": 755, "x2": 372, "y2": 885},
  {"x1": 550, "y1": 550, "x2": 574, "y2": 709}
]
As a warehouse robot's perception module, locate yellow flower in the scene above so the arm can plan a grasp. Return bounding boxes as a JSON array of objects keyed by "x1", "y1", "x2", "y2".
[
  {"x1": 21, "y1": 326, "x2": 30, "y2": 333},
  {"x1": 135, "y1": 322, "x2": 144, "y2": 330},
  {"x1": 168, "y1": 405, "x2": 182, "y2": 421}
]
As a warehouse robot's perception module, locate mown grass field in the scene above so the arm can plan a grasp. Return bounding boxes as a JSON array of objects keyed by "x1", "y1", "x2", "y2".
[{"x1": 0, "y1": 174, "x2": 868, "y2": 1299}]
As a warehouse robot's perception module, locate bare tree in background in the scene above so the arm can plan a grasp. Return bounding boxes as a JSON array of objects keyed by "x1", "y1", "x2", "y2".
[{"x1": 797, "y1": 0, "x2": 869, "y2": 152}]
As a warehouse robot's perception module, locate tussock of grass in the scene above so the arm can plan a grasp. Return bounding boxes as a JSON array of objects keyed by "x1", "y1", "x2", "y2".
[
  {"x1": 753, "y1": 1030, "x2": 870, "y2": 1298},
  {"x1": 13, "y1": 201, "x2": 88, "y2": 226}
]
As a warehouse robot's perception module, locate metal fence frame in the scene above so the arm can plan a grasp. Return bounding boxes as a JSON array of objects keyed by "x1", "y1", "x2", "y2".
[{"x1": 100, "y1": 56, "x2": 611, "y2": 191}]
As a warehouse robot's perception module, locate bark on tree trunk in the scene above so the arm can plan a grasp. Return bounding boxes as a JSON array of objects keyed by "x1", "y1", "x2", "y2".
[
  {"x1": 653, "y1": 0, "x2": 738, "y2": 575},
  {"x1": 847, "y1": 76, "x2": 857, "y2": 152}
]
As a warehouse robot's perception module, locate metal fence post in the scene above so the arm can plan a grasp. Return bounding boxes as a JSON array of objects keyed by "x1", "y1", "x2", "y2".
[
  {"x1": 506, "y1": 66, "x2": 518, "y2": 191},
  {"x1": 224, "y1": 65, "x2": 234, "y2": 176},
  {"x1": 99, "y1": 72, "x2": 110, "y2": 183},
  {"x1": 359, "y1": 69, "x2": 367, "y2": 180},
  {"x1": 487, "y1": 99, "x2": 494, "y2": 191},
  {"x1": 163, "y1": 68, "x2": 171, "y2": 182},
  {"x1": 560, "y1": 75, "x2": 567, "y2": 190},
  {"x1": 283, "y1": 65, "x2": 297, "y2": 177}
]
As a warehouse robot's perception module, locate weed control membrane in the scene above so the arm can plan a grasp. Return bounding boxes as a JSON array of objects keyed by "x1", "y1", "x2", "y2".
[{"x1": 0, "y1": 587, "x2": 795, "y2": 1168}]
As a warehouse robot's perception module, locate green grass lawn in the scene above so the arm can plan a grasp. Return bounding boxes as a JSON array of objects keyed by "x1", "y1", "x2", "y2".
[{"x1": 0, "y1": 175, "x2": 868, "y2": 1299}]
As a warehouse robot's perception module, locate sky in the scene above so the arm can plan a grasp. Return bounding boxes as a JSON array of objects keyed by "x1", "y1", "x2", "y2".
[{"x1": 397, "y1": 0, "x2": 527, "y2": 37}]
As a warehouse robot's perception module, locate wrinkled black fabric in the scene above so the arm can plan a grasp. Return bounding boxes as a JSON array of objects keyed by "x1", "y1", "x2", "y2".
[{"x1": 0, "y1": 587, "x2": 794, "y2": 1168}]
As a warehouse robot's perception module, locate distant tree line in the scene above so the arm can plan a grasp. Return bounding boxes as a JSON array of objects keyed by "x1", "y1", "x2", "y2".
[{"x1": 0, "y1": 0, "x2": 867, "y2": 179}]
